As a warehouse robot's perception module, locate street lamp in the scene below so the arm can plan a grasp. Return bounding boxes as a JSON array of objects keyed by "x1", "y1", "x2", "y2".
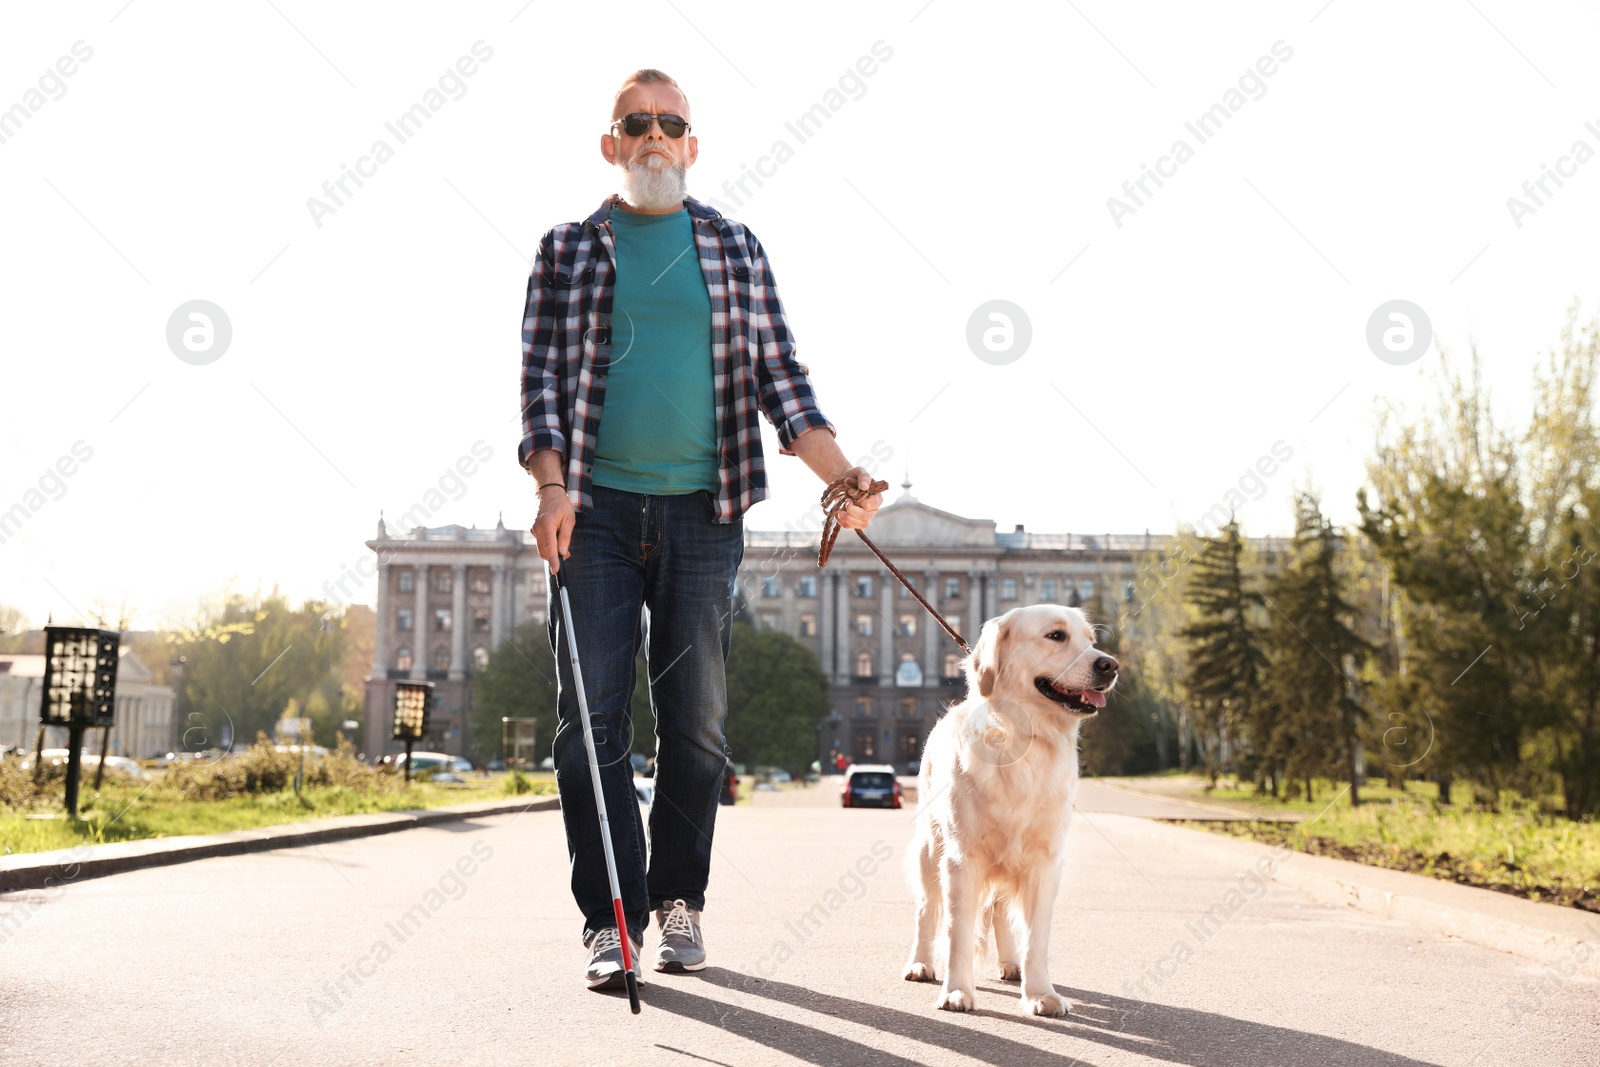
[
  {"x1": 392, "y1": 681, "x2": 432, "y2": 784},
  {"x1": 39, "y1": 626, "x2": 120, "y2": 817},
  {"x1": 168, "y1": 655, "x2": 186, "y2": 754}
]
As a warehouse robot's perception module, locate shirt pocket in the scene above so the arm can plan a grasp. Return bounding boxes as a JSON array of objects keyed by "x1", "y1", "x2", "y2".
[{"x1": 546, "y1": 265, "x2": 595, "y2": 288}]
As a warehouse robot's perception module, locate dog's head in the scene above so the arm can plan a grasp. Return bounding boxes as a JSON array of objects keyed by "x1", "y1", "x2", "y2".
[{"x1": 965, "y1": 604, "x2": 1119, "y2": 716}]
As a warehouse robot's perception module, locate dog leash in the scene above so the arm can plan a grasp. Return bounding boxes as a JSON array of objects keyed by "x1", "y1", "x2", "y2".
[{"x1": 817, "y1": 475, "x2": 972, "y2": 654}]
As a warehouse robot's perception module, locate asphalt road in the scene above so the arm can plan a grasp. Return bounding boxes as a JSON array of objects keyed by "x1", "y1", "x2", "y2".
[{"x1": 3, "y1": 784, "x2": 1595, "y2": 1066}]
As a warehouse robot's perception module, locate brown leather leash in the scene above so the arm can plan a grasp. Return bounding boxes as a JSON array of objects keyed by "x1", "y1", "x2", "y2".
[{"x1": 817, "y1": 475, "x2": 971, "y2": 654}]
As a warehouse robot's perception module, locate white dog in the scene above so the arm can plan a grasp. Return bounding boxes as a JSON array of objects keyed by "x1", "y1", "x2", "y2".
[{"x1": 902, "y1": 604, "x2": 1119, "y2": 1017}]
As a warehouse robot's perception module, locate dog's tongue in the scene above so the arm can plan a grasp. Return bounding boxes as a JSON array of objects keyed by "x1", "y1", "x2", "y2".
[{"x1": 1081, "y1": 690, "x2": 1107, "y2": 708}]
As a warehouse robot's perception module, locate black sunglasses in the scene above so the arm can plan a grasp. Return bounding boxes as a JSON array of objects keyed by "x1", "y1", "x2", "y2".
[{"x1": 611, "y1": 112, "x2": 691, "y2": 138}]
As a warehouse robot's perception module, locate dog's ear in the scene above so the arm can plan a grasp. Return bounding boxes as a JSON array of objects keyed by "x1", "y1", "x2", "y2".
[{"x1": 966, "y1": 616, "x2": 1007, "y2": 698}]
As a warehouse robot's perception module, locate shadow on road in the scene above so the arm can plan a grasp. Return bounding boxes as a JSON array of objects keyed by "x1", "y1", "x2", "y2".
[{"x1": 631, "y1": 967, "x2": 1444, "y2": 1067}]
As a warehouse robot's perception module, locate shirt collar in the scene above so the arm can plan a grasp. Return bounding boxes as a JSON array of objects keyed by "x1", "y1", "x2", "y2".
[{"x1": 585, "y1": 193, "x2": 723, "y2": 229}]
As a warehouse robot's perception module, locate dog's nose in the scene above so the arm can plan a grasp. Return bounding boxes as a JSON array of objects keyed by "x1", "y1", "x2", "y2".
[{"x1": 1094, "y1": 655, "x2": 1119, "y2": 675}]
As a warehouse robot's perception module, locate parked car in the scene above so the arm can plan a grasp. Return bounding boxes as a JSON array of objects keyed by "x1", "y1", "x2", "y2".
[
  {"x1": 375, "y1": 751, "x2": 471, "y2": 777},
  {"x1": 18, "y1": 750, "x2": 150, "y2": 781},
  {"x1": 841, "y1": 764, "x2": 901, "y2": 809},
  {"x1": 634, "y1": 776, "x2": 655, "y2": 807},
  {"x1": 538, "y1": 756, "x2": 555, "y2": 771}
]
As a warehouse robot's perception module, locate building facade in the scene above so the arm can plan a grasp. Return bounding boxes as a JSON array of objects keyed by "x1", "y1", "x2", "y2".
[
  {"x1": 362, "y1": 514, "x2": 549, "y2": 760},
  {"x1": 737, "y1": 484, "x2": 1174, "y2": 772},
  {"x1": 0, "y1": 647, "x2": 174, "y2": 759}
]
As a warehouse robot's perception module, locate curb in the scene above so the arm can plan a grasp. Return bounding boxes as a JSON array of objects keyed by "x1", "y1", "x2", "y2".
[
  {"x1": 1113, "y1": 814, "x2": 1600, "y2": 981},
  {"x1": 0, "y1": 794, "x2": 559, "y2": 893}
]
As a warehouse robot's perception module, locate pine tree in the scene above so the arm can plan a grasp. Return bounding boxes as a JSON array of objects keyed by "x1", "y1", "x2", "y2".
[
  {"x1": 1179, "y1": 519, "x2": 1267, "y2": 780},
  {"x1": 1261, "y1": 493, "x2": 1374, "y2": 804}
]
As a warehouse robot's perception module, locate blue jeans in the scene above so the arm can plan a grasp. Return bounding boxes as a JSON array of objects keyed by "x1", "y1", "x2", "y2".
[{"x1": 547, "y1": 484, "x2": 744, "y2": 947}]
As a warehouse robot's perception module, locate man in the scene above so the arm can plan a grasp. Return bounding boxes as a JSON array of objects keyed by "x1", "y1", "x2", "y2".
[{"x1": 518, "y1": 68, "x2": 882, "y2": 991}]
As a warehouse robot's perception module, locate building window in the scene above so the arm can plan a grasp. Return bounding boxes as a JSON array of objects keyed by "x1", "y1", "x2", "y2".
[
  {"x1": 798, "y1": 613, "x2": 817, "y2": 637},
  {"x1": 759, "y1": 613, "x2": 779, "y2": 631},
  {"x1": 897, "y1": 613, "x2": 917, "y2": 638},
  {"x1": 854, "y1": 728, "x2": 876, "y2": 760},
  {"x1": 855, "y1": 651, "x2": 874, "y2": 678},
  {"x1": 397, "y1": 570, "x2": 414, "y2": 593},
  {"x1": 434, "y1": 609, "x2": 452, "y2": 632},
  {"x1": 396, "y1": 608, "x2": 413, "y2": 632},
  {"x1": 1077, "y1": 579, "x2": 1097, "y2": 605},
  {"x1": 395, "y1": 647, "x2": 413, "y2": 671},
  {"x1": 901, "y1": 696, "x2": 918, "y2": 719},
  {"x1": 944, "y1": 576, "x2": 960, "y2": 600},
  {"x1": 855, "y1": 696, "x2": 873, "y2": 718},
  {"x1": 1001, "y1": 578, "x2": 1018, "y2": 601},
  {"x1": 433, "y1": 570, "x2": 451, "y2": 593},
  {"x1": 432, "y1": 646, "x2": 450, "y2": 670},
  {"x1": 470, "y1": 573, "x2": 491, "y2": 595},
  {"x1": 855, "y1": 575, "x2": 874, "y2": 599},
  {"x1": 1124, "y1": 579, "x2": 1136, "y2": 603},
  {"x1": 853, "y1": 612, "x2": 873, "y2": 637},
  {"x1": 472, "y1": 646, "x2": 489, "y2": 669},
  {"x1": 474, "y1": 608, "x2": 490, "y2": 633},
  {"x1": 761, "y1": 575, "x2": 781, "y2": 598},
  {"x1": 797, "y1": 576, "x2": 817, "y2": 598},
  {"x1": 943, "y1": 652, "x2": 962, "y2": 679},
  {"x1": 900, "y1": 575, "x2": 916, "y2": 598},
  {"x1": 1041, "y1": 578, "x2": 1057, "y2": 600}
]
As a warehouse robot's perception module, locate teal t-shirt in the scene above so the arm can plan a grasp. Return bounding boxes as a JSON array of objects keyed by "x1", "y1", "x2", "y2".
[{"x1": 590, "y1": 205, "x2": 719, "y2": 495}]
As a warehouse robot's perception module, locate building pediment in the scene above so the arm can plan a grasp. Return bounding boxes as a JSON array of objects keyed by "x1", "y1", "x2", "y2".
[{"x1": 860, "y1": 499, "x2": 996, "y2": 548}]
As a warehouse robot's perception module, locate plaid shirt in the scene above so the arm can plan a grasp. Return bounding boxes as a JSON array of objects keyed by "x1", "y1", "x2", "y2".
[{"x1": 518, "y1": 193, "x2": 835, "y2": 524}]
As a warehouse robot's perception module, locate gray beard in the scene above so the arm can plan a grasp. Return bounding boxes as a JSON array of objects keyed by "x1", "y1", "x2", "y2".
[{"x1": 619, "y1": 154, "x2": 688, "y2": 212}]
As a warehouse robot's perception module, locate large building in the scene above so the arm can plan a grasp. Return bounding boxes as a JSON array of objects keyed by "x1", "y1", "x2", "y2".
[
  {"x1": 0, "y1": 647, "x2": 174, "y2": 759},
  {"x1": 363, "y1": 484, "x2": 1231, "y2": 769},
  {"x1": 361, "y1": 514, "x2": 549, "y2": 760}
]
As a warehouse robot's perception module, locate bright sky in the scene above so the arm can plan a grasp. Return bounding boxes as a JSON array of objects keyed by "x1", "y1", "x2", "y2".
[{"x1": 3, "y1": 1, "x2": 1598, "y2": 629}]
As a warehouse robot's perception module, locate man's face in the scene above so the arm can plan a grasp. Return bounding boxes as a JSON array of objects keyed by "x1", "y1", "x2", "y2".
[{"x1": 600, "y1": 83, "x2": 698, "y2": 173}]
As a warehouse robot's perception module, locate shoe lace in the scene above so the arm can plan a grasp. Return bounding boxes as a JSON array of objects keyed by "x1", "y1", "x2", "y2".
[
  {"x1": 590, "y1": 926, "x2": 622, "y2": 954},
  {"x1": 661, "y1": 900, "x2": 697, "y2": 940}
]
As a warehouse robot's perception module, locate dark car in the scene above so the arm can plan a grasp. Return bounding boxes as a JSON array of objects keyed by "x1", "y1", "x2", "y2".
[
  {"x1": 720, "y1": 766, "x2": 738, "y2": 806},
  {"x1": 841, "y1": 765, "x2": 901, "y2": 808}
]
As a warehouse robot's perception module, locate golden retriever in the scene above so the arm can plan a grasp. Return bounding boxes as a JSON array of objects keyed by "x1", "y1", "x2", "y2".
[{"x1": 902, "y1": 604, "x2": 1119, "y2": 1016}]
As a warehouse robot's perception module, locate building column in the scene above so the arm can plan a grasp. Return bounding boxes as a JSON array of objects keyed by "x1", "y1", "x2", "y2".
[
  {"x1": 879, "y1": 573, "x2": 894, "y2": 685},
  {"x1": 413, "y1": 564, "x2": 430, "y2": 678},
  {"x1": 968, "y1": 570, "x2": 984, "y2": 645},
  {"x1": 923, "y1": 567, "x2": 940, "y2": 680},
  {"x1": 491, "y1": 564, "x2": 508, "y2": 646},
  {"x1": 819, "y1": 568, "x2": 834, "y2": 683},
  {"x1": 373, "y1": 562, "x2": 390, "y2": 674},
  {"x1": 834, "y1": 573, "x2": 850, "y2": 680},
  {"x1": 449, "y1": 562, "x2": 467, "y2": 678}
]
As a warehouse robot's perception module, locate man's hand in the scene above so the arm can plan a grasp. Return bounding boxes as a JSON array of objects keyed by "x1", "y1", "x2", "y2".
[
  {"x1": 833, "y1": 465, "x2": 883, "y2": 530},
  {"x1": 532, "y1": 485, "x2": 575, "y2": 572},
  {"x1": 791, "y1": 429, "x2": 884, "y2": 531},
  {"x1": 528, "y1": 449, "x2": 574, "y2": 572}
]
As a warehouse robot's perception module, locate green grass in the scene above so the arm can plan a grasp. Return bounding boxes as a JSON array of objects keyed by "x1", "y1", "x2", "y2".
[
  {"x1": 1, "y1": 775, "x2": 556, "y2": 858},
  {"x1": 1132, "y1": 774, "x2": 1600, "y2": 910}
]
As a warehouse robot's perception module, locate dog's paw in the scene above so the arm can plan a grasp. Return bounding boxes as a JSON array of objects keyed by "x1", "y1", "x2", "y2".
[
  {"x1": 936, "y1": 988, "x2": 975, "y2": 1012},
  {"x1": 903, "y1": 962, "x2": 936, "y2": 982},
  {"x1": 1022, "y1": 992, "x2": 1071, "y2": 1018},
  {"x1": 997, "y1": 960, "x2": 1021, "y2": 982}
]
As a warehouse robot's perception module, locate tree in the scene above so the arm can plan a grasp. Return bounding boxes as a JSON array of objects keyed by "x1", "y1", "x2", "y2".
[
  {"x1": 1077, "y1": 588, "x2": 1166, "y2": 776},
  {"x1": 1180, "y1": 520, "x2": 1267, "y2": 779},
  {"x1": 470, "y1": 620, "x2": 559, "y2": 764},
  {"x1": 1260, "y1": 493, "x2": 1373, "y2": 804},
  {"x1": 723, "y1": 618, "x2": 829, "y2": 778},
  {"x1": 168, "y1": 590, "x2": 348, "y2": 752},
  {"x1": 0, "y1": 603, "x2": 29, "y2": 652}
]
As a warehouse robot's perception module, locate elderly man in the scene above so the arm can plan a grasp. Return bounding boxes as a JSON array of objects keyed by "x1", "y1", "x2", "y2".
[{"x1": 518, "y1": 67, "x2": 882, "y2": 991}]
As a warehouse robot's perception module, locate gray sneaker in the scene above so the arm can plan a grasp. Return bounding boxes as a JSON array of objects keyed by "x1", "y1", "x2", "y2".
[
  {"x1": 653, "y1": 899, "x2": 706, "y2": 972},
  {"x1": 584, "y1": 926, "x2": 642, "y2": 990}
]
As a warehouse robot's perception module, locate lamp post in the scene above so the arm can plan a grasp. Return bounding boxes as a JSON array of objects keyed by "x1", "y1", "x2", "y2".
[
  {"x1": 40, "y1": 626, "x2": 120, "y2": 818},
  {"x1": 168, "y1": 655, "x2": 186, "y2": 756},
  {"x1": 393, "y1": 681, "x2": 432, "y2": 784}
]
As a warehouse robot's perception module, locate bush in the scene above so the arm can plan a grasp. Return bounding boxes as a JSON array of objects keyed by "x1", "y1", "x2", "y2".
[
  {"x1": 502, "y1": 769, "x2": 534, "y2": 796},
  {"x1": 159, "y1": 733, "x2": 404, "y2": 802}
]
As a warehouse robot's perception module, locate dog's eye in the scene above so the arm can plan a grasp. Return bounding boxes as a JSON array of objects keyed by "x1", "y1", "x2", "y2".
[{"x1": 1044, "y1": 630, "x2": 1067, "y2": 642}]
